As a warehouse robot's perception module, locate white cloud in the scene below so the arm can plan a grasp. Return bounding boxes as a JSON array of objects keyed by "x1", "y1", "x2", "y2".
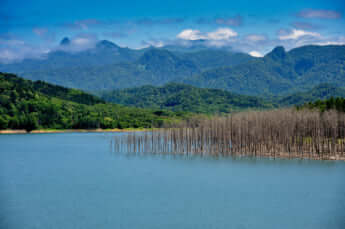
[
  {"x1": 56, "y1": 34, "x2": 98, "y2": 52},
  {"x1": 279, "y1": 29, "x2": 320, "y2": 40},
  {"x1": 152, "y1": 41, "x2": 164, "y2": 47},
  {"x1": 315, "y1": 41, "x2": 344, "y2": 46},
  {"x1": 0, "y1": 33, "x2": 100, "y2": 63},
  {"x1": 141, "y1": 40, "x2": 165, "y2": 48},
  {"x1": 72, "y1": 38, "x2": 92, "y2": 45},
  {"x1": 249, "y1": 51, "x2": 263, "y2": 57},
  {"x1": 314, "y1": 37, "x2": 345, "y2": 46},
  {"x1": 177, "y1": 29, "x2": 205, "y2": 40},
  {"x1": 177, "y1": 28, "x2": 237, "y2": 41},
  {"x1": 207, "y1": 28, "x2": 237, "y2": 40},
  {"x1": 0, "y1": 39, "x2": 49, "y2": 63}
]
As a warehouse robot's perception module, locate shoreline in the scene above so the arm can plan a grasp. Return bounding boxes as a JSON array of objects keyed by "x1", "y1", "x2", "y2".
[
  {"x1": 117, "y1": 151, "x2": 345, "y2": 161},
  {"x1": 0, "y1": 128, "x2": 148, "y2": 134},
  {"x1": 2, "y1": 129, "x2": 344, "y2": 161}
]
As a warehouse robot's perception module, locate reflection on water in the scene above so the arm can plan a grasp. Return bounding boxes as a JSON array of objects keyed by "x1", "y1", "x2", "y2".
[{"x1": 0, "y1": 132, "x2": 344, "y2": 229}]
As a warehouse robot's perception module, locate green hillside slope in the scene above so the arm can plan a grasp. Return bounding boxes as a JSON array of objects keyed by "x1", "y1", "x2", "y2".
[
  {"x1": 100, "y1": 83, "x2": 273, "y2": 113},
  {"x1": 277, "y1": 84, "x2": 345, "y2": 106},
  {"x1": 0, "y1": 73, "x2": 185, "y2": 131}
]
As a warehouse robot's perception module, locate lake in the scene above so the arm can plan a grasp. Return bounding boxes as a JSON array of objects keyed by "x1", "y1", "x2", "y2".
[{"x1": 0, "y1": 132, "x2": 345, "y2": 229}]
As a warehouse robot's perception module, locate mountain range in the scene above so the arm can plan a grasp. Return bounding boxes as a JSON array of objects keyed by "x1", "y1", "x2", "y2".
[
  {"x1": 0, "y1": 38, "x2": 253, "y2": 91},
  {"x1": 185, "y1": 45, "x2": 345, "y2": 96},
  {"x1": 0, "y1": 38, "x2": 344, "y2": 98}
]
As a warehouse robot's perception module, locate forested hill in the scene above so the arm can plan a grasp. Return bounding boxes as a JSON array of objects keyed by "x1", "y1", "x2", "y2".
[
  {"x1": 277, "y1": 84, "x2": 345, "y2": 106},
  {"x1": 1, "y1": 73, "x2": 105, "y2": 105},
  {"x1": 100, "y1": 82, "x2": 345, "y2": 113},
  {"x1": 0, "y1": 73, "x2": 185, "y2": 131},
  {"x1": 298, "y1": 97, "x2": 345, "y2": 112},
  {"x1": 184, "y1": 45, "x2": 345, "y2": 96},
  {"x1": 100, "y1": 83, "x2": 273, "y2": 113}
]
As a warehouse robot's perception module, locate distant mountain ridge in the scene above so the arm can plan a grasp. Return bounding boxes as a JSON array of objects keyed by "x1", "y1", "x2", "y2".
[
  {"x1": 0, "y1": 39, "x2": 143, "y2": 73},
  {"x1": 0, "y1": 38, "x2": 252, "y2": 91},
  {"x1": 185, "y1": 45, "x2": 345, "y2": 96},
  {"x1": 0, "y1": 39, "x2": 344, "y2": 96}
]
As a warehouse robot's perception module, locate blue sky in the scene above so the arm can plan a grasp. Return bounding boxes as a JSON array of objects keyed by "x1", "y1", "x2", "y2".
[{"x1": 0, "y1": 0, "x2": 344, "y2": 62}]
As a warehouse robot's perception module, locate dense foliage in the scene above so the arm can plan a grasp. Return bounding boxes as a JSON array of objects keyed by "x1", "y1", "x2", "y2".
[
  {"x1": 298, "y1": 97, "x2": 345, "y2": 112},
  {"x1": 100, "y1": 83, "x2": 273, "y2": 113},
  {"x1": 0, "y1": 73, "x2": 186, "y2": 131},
  {"x1": 276, "y1": 84, "x2": 345, "y2": 106}
]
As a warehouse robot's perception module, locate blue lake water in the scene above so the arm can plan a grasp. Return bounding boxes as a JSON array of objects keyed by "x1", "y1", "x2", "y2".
[{"x1": 0, "y1": 132, "x2": 345, "y2": 229}]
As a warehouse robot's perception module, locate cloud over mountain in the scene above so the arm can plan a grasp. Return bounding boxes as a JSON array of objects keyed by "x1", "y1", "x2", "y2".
[
  {"x1": 278, "y1": 29, "x2": 320, "y2": 40},
  {"x1": 177, "y1": 28, "x2": 237, "y2": 41}
]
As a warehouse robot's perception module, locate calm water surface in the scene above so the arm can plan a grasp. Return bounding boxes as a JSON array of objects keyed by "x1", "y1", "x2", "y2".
[{"x1": 0, "y1": 133, "x2": 345, "y2": 229}]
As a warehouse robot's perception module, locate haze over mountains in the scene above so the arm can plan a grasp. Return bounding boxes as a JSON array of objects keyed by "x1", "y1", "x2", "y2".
[
  {"x1": 0, "y1": 38, "x2": 253, "y2": 91},
  {"x1": 0, "y1": 38, "x2": 344, "y2": 99}
]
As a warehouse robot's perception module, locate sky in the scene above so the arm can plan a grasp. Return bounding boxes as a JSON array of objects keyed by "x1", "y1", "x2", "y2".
[{"x1": 0, "y1": 0, "x2": 345, "y2": 62}]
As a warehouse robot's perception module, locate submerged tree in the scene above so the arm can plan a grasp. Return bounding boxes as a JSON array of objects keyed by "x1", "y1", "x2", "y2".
[{"x1": 113, "y1": 108, "x2": 345, "y2": 160}]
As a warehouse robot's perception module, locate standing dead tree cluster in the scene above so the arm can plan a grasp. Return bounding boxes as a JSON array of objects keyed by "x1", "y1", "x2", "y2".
[{"x1": 112, "y1": 109, "x2": 345, "y2": 160}]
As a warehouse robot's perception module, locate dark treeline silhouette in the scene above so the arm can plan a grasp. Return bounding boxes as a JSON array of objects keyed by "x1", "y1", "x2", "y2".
[{"x1": 113, "y1": 108, "x2": 345, "y2": 160}]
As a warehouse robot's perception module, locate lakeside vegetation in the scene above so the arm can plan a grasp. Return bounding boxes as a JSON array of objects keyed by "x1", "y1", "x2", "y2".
[
  {"x1": 114, "y1": 108, "x2": 345, "y2": 160},
  {"x1": 0, "y1": 73, "x2": 188, "y2": 132}
]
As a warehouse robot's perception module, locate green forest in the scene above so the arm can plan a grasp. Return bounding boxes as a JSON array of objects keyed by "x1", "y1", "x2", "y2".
[
  {"x1": 298, "y1": 97, "x2": 345, "y2": 112},
  {"x1": 100, "y1": 83, "x2": 273, "y2": 113},
  {"x1": 100, "y1": 82, "x2": 345, "y2": 114},
  {"x1": 0, "y1": 73, "x2": 187, "y2": 131}
]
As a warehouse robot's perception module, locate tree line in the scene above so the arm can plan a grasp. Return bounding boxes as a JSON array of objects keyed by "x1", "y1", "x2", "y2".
[
  {"x1": 113, "y1": 108, "x2": 345, "y2": 160},
  {"x1": 297, "y1": 97, "x2": 345, "y2": 112}
]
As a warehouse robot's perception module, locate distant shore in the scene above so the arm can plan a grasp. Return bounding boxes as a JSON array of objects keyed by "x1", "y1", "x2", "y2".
[{"x1": 0, "y1": 128, "x2": 147, "y2": 134}]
